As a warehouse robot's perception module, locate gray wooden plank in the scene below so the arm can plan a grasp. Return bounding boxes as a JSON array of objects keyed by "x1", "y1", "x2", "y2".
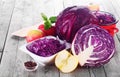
[
  {"x1": 60, "y1": 67, "x2": 90, "y2": 77},
  {"x1": 100, "y1": 1, "x2": 120, "y2": 77},
  {"x1": 0, "y1": 2, "x2": 24, "y2": 74},
  {"x1": 102, "y1": 0, "x2": 120, "y2": 42},
  {"x1": 54, "y1": 0, "x2": 64, "y2": 16},
  {"x1": 116, "y1": 34, "x2": 120, "y2": 42},
  {"x1": 0, "y1": 29, "x2": 20, "y2": 77},
  {"x1": 1, "y1": 0, "x2": 120, "y2": 77},
  {"x1": 89, "y1": 67, "x2": 106, "y2": 77},
  {"x1": 0, "y1": 0, "x2": 2, "y2": 13},
  {"x1": 0, "y1": 0, "x2": 59, "y2": 77},
  {"x1": 109, "y1": 0, "x2": 120, "y2": 38},
  {"x1": 102, "y1": 0, "x2": 120, "y2": 24},
  {"x1": 1, "y1": 0, "x2": 33, "y2": 77},
  {"x1": 0, "y1": 0, "x2": 2, "y2": 11},
  {"x1": 0, "y1": 0, "x2": 16, "y2": 55},
  {"x1": 103, "y1": 35, "x2": 120, "y2": 77},
  {"x1": 0, "y1": 52, "x2": 1, "y2": 61},
  {"x1": 109, "y1": 0, "x2": 120, "y2": 18}
]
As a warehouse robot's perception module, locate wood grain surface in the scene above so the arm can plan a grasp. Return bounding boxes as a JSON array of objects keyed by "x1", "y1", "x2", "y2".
[{"x1": 0, "y1": 0, "x2": 120, "y2": 77}]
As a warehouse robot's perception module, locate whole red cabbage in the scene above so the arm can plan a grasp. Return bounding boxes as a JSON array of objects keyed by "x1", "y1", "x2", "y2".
[
  {"x1": 72, "y1": 24, "x2": 115, "y2": 67},
  {"x1": 55, "y1": 6, "x2": 96, "y2": 43}
]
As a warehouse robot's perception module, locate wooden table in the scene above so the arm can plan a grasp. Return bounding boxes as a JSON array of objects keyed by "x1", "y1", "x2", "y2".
[{"x1": 0, "y1": 0, "x2": 120, "y2": 77}]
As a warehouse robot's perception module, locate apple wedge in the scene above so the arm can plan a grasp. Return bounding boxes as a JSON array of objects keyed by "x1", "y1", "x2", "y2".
[
  {"x1": 55, "y1": 50, "x2": 78, "y2": 73},
  {"x1": 26, "y1": 30, "x2": 45, "y2": 42}
]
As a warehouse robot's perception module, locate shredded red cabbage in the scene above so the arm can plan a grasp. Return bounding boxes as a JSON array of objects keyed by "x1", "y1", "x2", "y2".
[
  {"x1": 26, "y1": 37, "x2": 66, "y2": 57},
  {"x1": 92, "y1": 11, "x2": 117, "y2": 26}
]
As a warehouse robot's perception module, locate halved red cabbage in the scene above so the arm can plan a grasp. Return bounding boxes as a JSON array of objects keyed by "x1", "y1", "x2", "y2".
[
  {"x1": 72, "y1": 24, "x2": 115, "y2": 67},
  {"x1": 55, "y1": 6, "x2": 96, "y2": 43},
  {"x1": 26, "y1": 36, "x2": 66, "y2": 57}
]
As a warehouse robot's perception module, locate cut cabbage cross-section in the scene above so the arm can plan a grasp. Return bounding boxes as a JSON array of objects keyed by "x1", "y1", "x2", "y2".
[
  {"x1": 77, "y1": 46, "x2": 98, "y2": 66},
  {"x1": 72, "y1": 24, "x2": 115, "y2": 67}
]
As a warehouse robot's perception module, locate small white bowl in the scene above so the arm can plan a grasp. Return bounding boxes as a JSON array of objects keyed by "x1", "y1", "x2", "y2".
[
  {"x1": 20, "y1": 36, "x2": 67, "y2": 66},
  {"x1": 24, "y1": 60, "x2": 39, "y2": 71}
]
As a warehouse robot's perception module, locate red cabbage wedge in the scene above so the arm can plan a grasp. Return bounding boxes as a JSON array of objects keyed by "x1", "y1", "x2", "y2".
[{"x1": 72, "y1": 24, "x2": 115, "y2": 67}]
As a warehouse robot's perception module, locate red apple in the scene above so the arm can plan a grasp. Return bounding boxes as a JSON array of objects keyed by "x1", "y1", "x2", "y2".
[
  {"x1": 38, "y1": 24, "x2": 56, "y2": 36},
  {"x1": 26, "y1": 30, "x2": 45, "y2": 43}
]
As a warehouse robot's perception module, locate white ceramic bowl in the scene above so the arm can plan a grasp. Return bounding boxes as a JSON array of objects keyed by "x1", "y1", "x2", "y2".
[{"x1": 20, "y1": 36, "x2": 68, "y2": 66}]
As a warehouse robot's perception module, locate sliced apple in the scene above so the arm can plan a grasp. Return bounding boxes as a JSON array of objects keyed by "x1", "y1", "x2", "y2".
[
  {"x1": 55, "y1": 50, "x2": 78, "y2": 73},
  {"x1": 26, "y1": 30, "x2": 45, "y2": 42}
]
